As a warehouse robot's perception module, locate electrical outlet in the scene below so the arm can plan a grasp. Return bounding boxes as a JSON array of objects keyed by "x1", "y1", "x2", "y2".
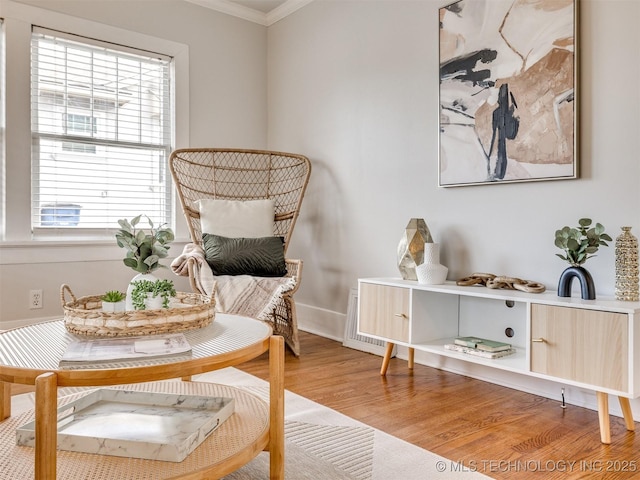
[{"x1": 29, "y1": 289, "x2": 43, "y2": 309}]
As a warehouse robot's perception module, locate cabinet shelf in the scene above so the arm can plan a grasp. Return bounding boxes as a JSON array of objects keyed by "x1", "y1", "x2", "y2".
[
  {"x1": 417, "y1": 337, "x2": 527, "y2": 373},
  {"x1": 357, "y1": 277, "x2": 640, "y2": 445}
]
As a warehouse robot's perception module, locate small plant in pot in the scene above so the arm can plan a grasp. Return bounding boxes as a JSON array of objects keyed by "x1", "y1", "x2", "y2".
[
  {"x1": 130, "y1": 279, "x2": 176, "y2": 310},
  {"x1": 554, "y1": 218, "x2": 612, "y2": 300},
  {"x1": 101, "y1": 290, "x2": 126, "y2": 313},
  {"x1": 115, "y1": 215, "x2": 175, "y2": 310}
]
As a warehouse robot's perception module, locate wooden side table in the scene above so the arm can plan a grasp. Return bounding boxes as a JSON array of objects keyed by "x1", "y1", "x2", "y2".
[{"x1": 0, "y1": 315, "x2": 284, "y2": 480}]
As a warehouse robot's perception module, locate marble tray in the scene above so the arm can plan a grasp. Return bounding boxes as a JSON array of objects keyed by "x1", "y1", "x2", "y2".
[{"x1": 16, "y1": 388, "x2": 235, "y2": 462}]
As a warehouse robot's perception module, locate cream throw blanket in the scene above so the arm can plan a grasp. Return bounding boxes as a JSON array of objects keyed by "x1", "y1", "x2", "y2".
[{"x1": 171, "y1": 243, "x2": 296, "y2": 321}]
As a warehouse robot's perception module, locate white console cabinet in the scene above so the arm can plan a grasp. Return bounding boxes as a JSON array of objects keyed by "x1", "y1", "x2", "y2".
[{"x1": 357, "y1": 278, "x2": 640, "y2": 444}]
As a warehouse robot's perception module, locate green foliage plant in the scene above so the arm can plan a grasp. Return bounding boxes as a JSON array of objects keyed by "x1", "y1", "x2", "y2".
[
  {"x1": 554, "y1": 218, "x2": 612, "y2": 267},
  {"x1": 101, "y1": 290, "x2": 126, "y2": 303},
  {"x1": 115, "y1": 215, "x2": 175, "y2": 274},
  {"x1": 130, "y1": 279, "x2": 176, "y2": 310}
]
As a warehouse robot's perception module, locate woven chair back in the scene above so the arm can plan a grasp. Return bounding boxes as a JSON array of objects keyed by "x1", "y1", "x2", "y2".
[{"x1": 169, "y1": 148, "x2": 311, "y2": 253}]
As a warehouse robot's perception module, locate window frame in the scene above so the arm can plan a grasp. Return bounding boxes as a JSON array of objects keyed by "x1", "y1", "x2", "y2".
[
  {"x1": 30, "y1": 27, "x2": 174, "y2": 234},
  {"x1": 0, "y1": 17, "x2": 4, "y2": 238},
  {"x1": 0, "y1": 0, "x2": 189, "y2": 248}
]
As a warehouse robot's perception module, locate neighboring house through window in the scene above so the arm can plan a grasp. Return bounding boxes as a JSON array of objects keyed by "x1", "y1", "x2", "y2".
[{"x1": 63, "y1": 114, "x2": 97, "y2": 153}]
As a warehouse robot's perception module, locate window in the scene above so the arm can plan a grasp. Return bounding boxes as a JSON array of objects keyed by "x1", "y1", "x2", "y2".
[
  {"x1": 63, "y1": 114, "x2": 97, "y2": 153},
  {"x1": 0, "y1": 20, "x2": 4, "y2": 239},
  {"x1": 31, "y1": 28, "x2": 173, "y2": 230},
  {"x1": 65, "y1": 113, "x2": 96, "y2": 136}
]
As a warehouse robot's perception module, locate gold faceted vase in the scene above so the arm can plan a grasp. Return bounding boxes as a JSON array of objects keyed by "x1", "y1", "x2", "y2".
[
  {"x1": 397, "y1": 218, "x2": 433, "y2": 280},
  {"x1": 615, "y1": 226, "x2": 639, "y2": 301}
]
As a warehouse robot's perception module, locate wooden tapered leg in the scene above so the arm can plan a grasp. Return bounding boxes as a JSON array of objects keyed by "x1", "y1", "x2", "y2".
[
  {"x1": 408, "y1": 347, "x2": 415, "y2": 370},
  {"x1": 380, "y1": 342, "x2": 395, "y2": 376},
  {"x1": 0, "y1": 381, "x2": 10, "y2": 420},
  {"x1": 619, "y1": 396, "x2": 635, "y2": 431},
  {"x1": 269, "y1": 335, "x2": 285, "y2": 480},
  {"x1": 596, "y1": 391, "x2": 611, "y2": 444},
  {"x1": 35, "y1": 372, "x2": 58, "y2": 480}
]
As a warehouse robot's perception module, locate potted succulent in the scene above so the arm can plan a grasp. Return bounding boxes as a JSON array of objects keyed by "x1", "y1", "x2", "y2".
[
  {"x1": 101, "y1": 290, "x2": 126, "y2": 312},
  {"x1": 554, "y1": 218, "x2": 612, "y2": 300},
  {"x1": 130, "y1": 278, "x2": 176, "y2": 310},
  {"x1": 115, "y1": 215, "x2": 175, "y2": 310}
]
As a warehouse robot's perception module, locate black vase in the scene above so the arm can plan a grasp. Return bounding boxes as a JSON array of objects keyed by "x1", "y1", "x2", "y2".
[{"x1": 557, "y1": 266, "x2": 596, "y2": 300}]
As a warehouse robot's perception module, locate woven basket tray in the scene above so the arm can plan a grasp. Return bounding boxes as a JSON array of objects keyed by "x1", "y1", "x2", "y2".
[{"x1": 60, "y1": 284, "x2": 215, "y2": 337}]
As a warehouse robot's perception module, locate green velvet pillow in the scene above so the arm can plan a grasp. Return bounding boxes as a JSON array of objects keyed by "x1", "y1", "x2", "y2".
[{"x1": 202, "y1": 234, "x2": 287, "y2": 277}]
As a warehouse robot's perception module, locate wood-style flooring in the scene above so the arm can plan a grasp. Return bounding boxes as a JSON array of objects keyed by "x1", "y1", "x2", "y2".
[
  {"x1": 237, "y1": 331, "x2": 640, "y2": 480},
  {"x1": 9, "y1": 330, "x2": 640, "y2": 478}
]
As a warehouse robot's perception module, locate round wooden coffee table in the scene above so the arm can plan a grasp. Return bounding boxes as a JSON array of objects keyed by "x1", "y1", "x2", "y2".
[{"x1": 0, "y1": 314, "x2": 284, "y2": 480}]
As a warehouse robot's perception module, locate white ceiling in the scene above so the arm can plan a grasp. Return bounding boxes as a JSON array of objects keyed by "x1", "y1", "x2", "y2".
[
  {"x1": 185, "y1": 0, "x2": 312, "y2": 26},
  {"x1": 230, "y1": 1, "x2": 287, "y2": 14}
]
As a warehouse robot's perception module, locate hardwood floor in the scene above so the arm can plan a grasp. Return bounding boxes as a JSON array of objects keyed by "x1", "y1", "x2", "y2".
[
  {"x1": 238, "y1": 331, "x2": 640, "y2": 479},
  {"x1": 9, "y1": 330, "x2": 640, "y2": 478}
]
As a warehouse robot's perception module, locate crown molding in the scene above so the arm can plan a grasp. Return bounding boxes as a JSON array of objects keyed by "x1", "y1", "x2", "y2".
[
  {"x1": 266, "y1": 0, "x2": 314, "y2": 26},
  {"x1": 185, "y1": 0, "x2": 268, "y2": 25},
  {"x1": 184, "y1": 0, "x2": 312, "y2": 26}
]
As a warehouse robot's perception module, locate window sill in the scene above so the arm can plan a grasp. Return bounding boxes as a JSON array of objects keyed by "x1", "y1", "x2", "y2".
[{"x1": 0, "y1": 239, "x2": 191, "y2": 265}]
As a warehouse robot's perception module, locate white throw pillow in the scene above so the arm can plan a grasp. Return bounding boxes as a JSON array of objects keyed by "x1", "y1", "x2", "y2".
[{"x1": 197, "y1": 199, "x2": 275, "y2": 238}]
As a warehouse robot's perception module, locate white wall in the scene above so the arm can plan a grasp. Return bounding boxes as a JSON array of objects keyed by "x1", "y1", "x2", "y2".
[
  {"x1": 268, "y1": 0, "x2": 640, "y2": 332},
  {"x1": 267, "y1": 0, "x2": 640, "y2": 418}
]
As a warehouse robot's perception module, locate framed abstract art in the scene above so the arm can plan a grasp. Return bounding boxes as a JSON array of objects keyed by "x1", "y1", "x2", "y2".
[{"x1": 439, "y1": 0, "x2": 577, "y2": 187}]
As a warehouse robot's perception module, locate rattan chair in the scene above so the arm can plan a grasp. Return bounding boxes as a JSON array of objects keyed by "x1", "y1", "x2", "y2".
[{"x1": 169, "y1": 148, "x2": 311, "y2": 356}]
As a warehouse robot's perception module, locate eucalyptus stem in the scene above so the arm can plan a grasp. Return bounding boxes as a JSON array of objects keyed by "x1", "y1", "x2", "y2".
[{"x1": 554, "y1": 218, "x2": 612, "y2": 267}]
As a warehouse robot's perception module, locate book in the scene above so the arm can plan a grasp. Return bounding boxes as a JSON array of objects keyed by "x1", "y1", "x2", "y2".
[
  {"x1": 454, "y1": 336, "x2": 485, "y2": 348},
  {"x1": 445, "y1": 343, "x2": 516, "y2": 359},
  {"x1": 60, "y1": 333, "x2": 192, "y2": 366},
  {"x1": 454, "y1": 336, "x2": 512, "y2": 352}
]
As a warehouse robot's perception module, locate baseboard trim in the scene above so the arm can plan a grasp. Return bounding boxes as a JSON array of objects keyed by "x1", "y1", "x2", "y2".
[{"x1": 297, "y1": 302, "x2": 345, "y2": 342}]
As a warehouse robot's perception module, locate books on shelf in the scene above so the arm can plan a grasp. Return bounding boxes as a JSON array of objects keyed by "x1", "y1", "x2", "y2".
[
  {"x1": 445, "y1": 343, "x2": 516, "y2": 359},
  {"x1": 60, "y1": 333, "x2": 192, "y2": 367},
  {"x1": 454, "y1": 336, "x2": 512, "y2": 352}
]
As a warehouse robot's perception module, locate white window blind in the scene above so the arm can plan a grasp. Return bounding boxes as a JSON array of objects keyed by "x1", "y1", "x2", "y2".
[{"x1": 31, "y1": 27, "x2": 173, "y2": 232}]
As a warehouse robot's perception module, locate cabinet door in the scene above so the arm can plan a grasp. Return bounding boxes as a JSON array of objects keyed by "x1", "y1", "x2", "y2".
[
  {"x1": 531, "y1": 304, "x2": 628, "y2": 392},
  {"x1": 358, "y1": 283, "x2": 410, "y2": 343}
]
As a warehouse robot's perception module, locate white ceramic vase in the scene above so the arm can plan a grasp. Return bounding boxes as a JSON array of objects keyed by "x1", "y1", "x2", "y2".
[
  {"x1": 125, "y1": 272, "x2": 158, "y2": 311},
  {"x1": 415, "y1": 243, "x2": 448, "y2": 285}
]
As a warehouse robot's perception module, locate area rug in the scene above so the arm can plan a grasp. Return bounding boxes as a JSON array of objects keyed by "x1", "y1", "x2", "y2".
[{"x1": 11, "y1": 368, "x2": 490, "y2": 479}]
